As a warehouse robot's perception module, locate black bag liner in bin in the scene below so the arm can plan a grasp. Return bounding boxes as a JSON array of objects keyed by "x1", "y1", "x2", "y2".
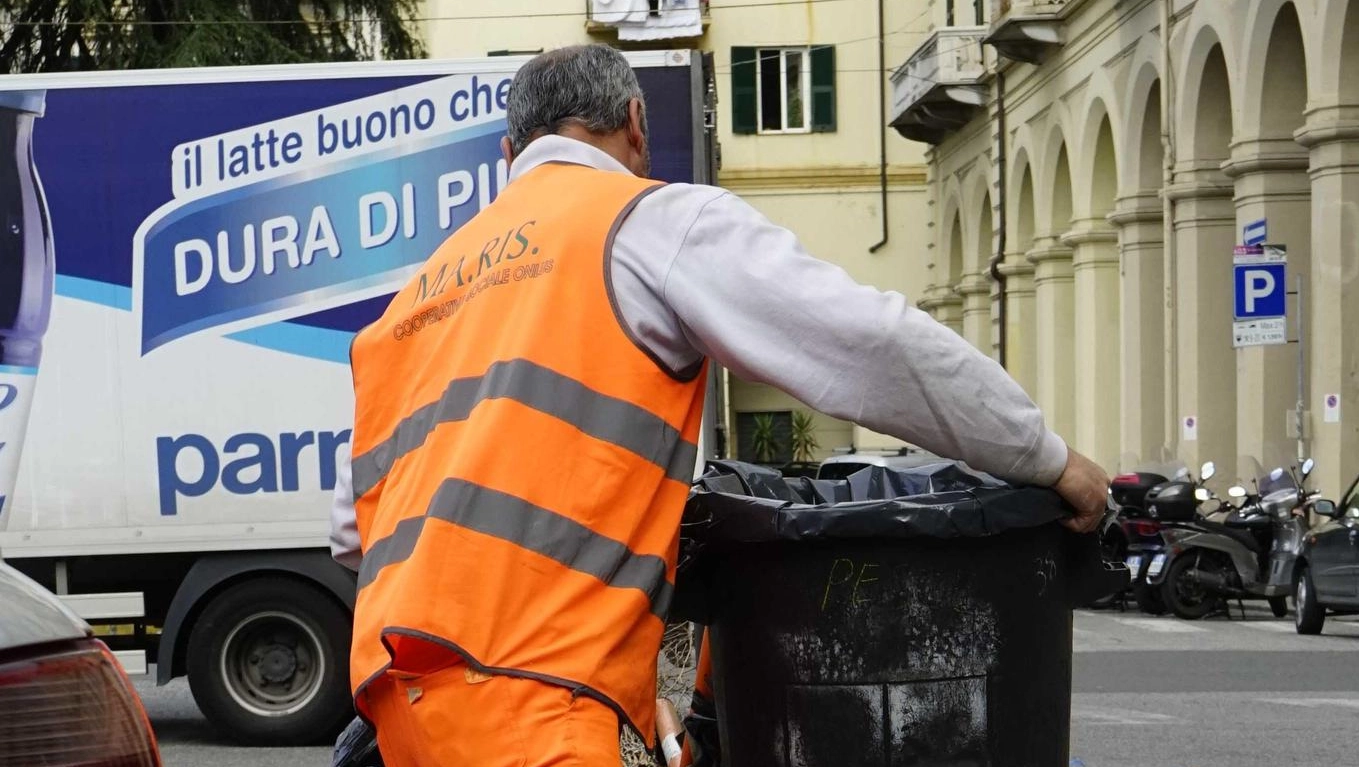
[
  {"x1": 683, "y1": 459, "x2": 1070, "y2": 543},
  {"x1": 673, "y1": 459, "x2": 1125, "y2": 767}
]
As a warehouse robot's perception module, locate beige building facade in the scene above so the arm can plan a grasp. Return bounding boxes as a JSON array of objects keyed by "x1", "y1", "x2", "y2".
[
  {"x1": 419, "y1": 0, "x2": 940, "y2": 463},
  {"x1": 894, "y1": 0, "x2": 1359, "y2": 495}
]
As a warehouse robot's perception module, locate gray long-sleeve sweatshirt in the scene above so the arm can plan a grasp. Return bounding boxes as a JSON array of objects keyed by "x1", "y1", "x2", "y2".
[{"x1": 329, "y1": 135, "x2": 1068, "y2": 570}]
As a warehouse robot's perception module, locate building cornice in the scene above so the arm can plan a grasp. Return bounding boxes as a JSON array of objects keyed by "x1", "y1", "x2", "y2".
[
  {"x1": 718, "y1": 164, "x2": 928, "y2": 192},
  {"x1": 1164, "y1": 180, "x2": 1233, "y2": 202},
  {"x1": 1108, "y1": 192, "x2": 1164, "y2": 226},
  {"x1": 1060, "y1": 219, "x2": 1118, "y2": 247},
  {"x1": 1221, "y1": 137, "x2": 1310, "y2": 179}
]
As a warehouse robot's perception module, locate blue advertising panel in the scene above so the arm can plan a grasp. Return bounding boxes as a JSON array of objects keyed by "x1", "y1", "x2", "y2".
[{"x1": 28, "y1": 63, "x2": 697, "y2": 362}]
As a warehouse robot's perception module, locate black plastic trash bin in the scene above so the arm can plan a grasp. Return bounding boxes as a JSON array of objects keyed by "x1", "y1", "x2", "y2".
[{"x1": 674, "y1": 460, "x2": 1125, "y2": 767}]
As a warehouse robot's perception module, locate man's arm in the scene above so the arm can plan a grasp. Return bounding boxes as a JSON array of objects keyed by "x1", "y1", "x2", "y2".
[
  {"x1": 330, "y1": 442, "x2": 363, "y2": 572},
  {"x1": 611, "y1": 186, "x2": 1106, "y2": 528}
]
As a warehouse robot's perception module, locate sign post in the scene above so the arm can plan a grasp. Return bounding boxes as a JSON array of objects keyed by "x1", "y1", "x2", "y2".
[
  {"x1": 1295, "y1": 274, "x2": 1305, "y2": 463},
  {"x1": 1232, "y1": 242, "x2": 1306, "y2": 460}
]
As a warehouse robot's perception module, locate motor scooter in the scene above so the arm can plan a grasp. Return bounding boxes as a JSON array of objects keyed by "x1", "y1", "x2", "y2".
[
  {"x1": 1150, "y1": 459, "x2": 1317, "y2": 620},
  {"x1": 1104, "y1": 468, "x2": 1176, "y2": 613}
]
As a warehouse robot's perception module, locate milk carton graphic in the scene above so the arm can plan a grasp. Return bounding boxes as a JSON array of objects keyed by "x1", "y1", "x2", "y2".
[{"x1": 0, "y1": 90, "x2": 52, "y2": 519}]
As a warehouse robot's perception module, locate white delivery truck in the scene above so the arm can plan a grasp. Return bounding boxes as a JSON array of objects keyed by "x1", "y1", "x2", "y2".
[{"x1": 0, "y1": 51, "x2": 722, "y2": 745}]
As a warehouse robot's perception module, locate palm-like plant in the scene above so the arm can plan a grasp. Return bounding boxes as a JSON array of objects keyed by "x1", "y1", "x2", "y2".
[
  {"x1": 790, "y1": 411, "x2": 819, "y2": 462},
  {"x1": 749, "y1": 413, "x2": 780, "y2": 464}
]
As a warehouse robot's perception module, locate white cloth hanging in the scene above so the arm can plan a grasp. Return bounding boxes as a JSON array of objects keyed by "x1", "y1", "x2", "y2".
[
  {"x1": 590, "y1": 0, "x2": 649, "y2": 25},
  {"x1": 616, "y1": 0, "x2": 702, "y2": 40}
]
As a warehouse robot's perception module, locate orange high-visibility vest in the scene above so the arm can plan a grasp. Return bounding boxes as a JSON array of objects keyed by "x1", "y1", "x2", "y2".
[{"x1": 348, "y1": 161, "x2": 707, "y2": 744}]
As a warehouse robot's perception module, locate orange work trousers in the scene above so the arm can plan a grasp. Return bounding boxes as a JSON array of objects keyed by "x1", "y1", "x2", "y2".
[{"x1": 364, "y1": 662, "x2": 624, "y2": 767}]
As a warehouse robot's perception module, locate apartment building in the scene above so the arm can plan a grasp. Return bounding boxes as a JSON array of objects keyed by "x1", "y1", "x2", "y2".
[
  {"x1": 420, "y1": 0, "x2": 938, "y2": 463},
  {"x1": 893, "y1": 0, "x2": 1359, "y2": 493}
]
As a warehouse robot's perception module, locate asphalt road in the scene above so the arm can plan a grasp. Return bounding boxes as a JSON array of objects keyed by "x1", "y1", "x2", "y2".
[{"x1": 134, "y1": 607, "x2": 1359, "y2": 767}]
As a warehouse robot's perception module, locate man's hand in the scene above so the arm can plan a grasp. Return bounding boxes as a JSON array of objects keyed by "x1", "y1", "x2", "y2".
[{"x1": 1053, "y1": 447, "x2": 1109, "y2": 534}]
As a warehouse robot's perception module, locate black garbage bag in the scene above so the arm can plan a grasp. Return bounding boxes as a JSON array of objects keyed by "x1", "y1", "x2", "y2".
[{"x1": 332, "y1": 715, "x2": 383, "y2": 767}]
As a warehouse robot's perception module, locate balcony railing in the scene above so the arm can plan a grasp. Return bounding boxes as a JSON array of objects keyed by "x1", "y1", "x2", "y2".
[
  {"x1": 586, "y1": 0, "x2": 710, "y2": 39},
  {"x1": 889, "y1": 27, "x2": 989, "y2": 144},
  {"x1": 986, "y1": 0, "x2": 1068, "y2": 63}
]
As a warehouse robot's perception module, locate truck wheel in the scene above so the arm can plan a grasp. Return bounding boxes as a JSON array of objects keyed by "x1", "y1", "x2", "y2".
[
  {"x1": 1294, "y1": 565, "x2": 1325, "y2": 635},
  {"x1": 187, "y1": 577, "x2": 353, "y2": 746}
]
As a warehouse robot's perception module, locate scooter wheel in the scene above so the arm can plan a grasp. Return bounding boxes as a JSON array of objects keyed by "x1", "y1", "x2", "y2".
[
  {"x1": 1133, "y1": 581, "x2": 1167, "y2": 615},
  {"x1": 1163, "y1": 552, "x2": 1222, "y2": 620},
  {"x1": 1268, "y1": 596, "x2": 1288, "y2": 618}
]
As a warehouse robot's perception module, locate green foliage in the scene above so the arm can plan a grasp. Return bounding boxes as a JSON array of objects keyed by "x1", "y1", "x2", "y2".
[
  {"x1": 0, "y1": 0, "x2": 426, "y2": 73},
  {"x1": 749, "y1": 413, "x2": 780, "y2": 464},
  {"x1": 789, "y1": 410, "x2": 819, "y2": 462}
]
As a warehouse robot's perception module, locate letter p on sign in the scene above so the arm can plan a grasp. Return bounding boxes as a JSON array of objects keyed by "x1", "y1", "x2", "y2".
[{"x1": 1233, "y1": 263, "x2": 1286, "y2": 319}]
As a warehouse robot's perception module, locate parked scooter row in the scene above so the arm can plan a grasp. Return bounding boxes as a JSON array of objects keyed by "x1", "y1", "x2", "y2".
[{"x1": 1097, "y1": 457, "x2": 1326, "y2": 623}]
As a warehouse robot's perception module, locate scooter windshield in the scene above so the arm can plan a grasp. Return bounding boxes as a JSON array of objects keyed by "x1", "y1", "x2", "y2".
[{"x1": 1258, "y1": 466, "x2": 1298, "y2": 498}]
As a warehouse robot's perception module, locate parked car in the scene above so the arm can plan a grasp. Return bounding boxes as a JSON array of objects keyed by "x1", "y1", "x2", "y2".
[
  {"x1": 0, "y1": 559, "x2": 162, "y2": 766},
  {"x1": 815, "y1": 449, "x2": 947, "y2": 481},
  {"x1": 1294, "y1": 472, "x2": 1359, "y2": 634}
]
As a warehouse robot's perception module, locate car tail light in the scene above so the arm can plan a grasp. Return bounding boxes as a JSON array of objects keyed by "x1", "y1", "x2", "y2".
[
  {"x1": 0, "y1": 639, "x2": 161, "y2": 766},
  {"x1": 1112, "y1": 473, "x2": 1142, "y2": 486}
]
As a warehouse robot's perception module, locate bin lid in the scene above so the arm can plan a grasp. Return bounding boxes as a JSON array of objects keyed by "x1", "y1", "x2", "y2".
[{"x1": 683, "y1": 460, "x2": 1070, "y2": 543}]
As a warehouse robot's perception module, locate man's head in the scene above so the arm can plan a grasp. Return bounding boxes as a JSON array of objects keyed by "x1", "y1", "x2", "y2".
[{"x1": 502, "y1": 44, "x2": 651, "y2": 177}]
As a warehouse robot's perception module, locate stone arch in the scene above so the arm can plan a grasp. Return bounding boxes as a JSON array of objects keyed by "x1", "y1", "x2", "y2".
[
  {"x1": 1189, "y1": 42, "x2": 1235, "y2": 163},
  {"x1": 1239, "y1": 0, "x2": 1315, "y2": 135},
  {"x1": 1072, "y1": 67, "x2": 1126, "y2": 203},
  {"x1": 1317, "y1": 0, "x2": 1359, "y2": 101},
  {"x1": 1176, "y1": 21, "x2": 1238, "y2": 156},
  {"x1": 1132, "y1": 75, "x2": 1165, "y2": 193},
  {"x1": 961, "y1": 169, "x2": 994, "y2": 275},
  {"x1": 1122, "y1": 36, "x2": 1164, "y2": 185},
  {"x1": 1009, "y1": 146, "x2": 1037, "y2": 249},
  {"x1": 1342, "y1": 1, "x2": 1359, "y2": 102},
  {"x1": 947, "y1": 212, "x2": 965, "y2": 289},
  {"x1": 1243, "y1": 1, "x2": 1310, "y2": 140},
  {"x1": 1048, "y1": 140, "x2": 1075, "y2": 238},
  {"x1": 975, "y1": 191, "x2": 993, "y2": 277},
  {"x1": 1079, "y1": 100, "x2": 1119, "y2": 218},
  {"x1": 1034, "y1": 116, "x2": 1075, "y2": 235},
  {"x1": 937, "y1": 177, "x2": 965, "y2": 289}
]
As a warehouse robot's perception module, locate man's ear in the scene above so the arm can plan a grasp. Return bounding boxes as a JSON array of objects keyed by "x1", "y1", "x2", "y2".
[
  {"x1": 627, "y1": 98, "x2": 646, "y2": 152},
  {"x1": 500, "y1": 136, "x2": 515, "y2": 168}
]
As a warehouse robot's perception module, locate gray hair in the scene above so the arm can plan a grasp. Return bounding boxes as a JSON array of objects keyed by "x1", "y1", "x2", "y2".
[{"x1": 506, "y1": 45, "x2": 647, "y2": 155}]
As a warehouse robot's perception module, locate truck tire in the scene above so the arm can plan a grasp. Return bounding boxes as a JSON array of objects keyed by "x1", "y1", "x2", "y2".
[
  {"x1": 1294, "y1": 565, "x2": 1325, "y2": 635},
  {"x1": 187, "y1": 577, "x2": 353, "y2": 746}
]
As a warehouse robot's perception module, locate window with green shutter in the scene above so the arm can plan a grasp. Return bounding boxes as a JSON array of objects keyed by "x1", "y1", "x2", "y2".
[
  {"x1": 730, "y1": 45, "x2": 836, "y2": 135},
  {"x1": 809, "y1": 45, "x2": 836, "y2": 133},
  {"x1": 730, "y1": 47, "x2": 758, "y2": 134}
]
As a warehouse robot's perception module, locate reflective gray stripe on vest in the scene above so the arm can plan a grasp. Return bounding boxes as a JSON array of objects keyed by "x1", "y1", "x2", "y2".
[
  {"x1": 351, "y1": 358, "x2": 697, "y2": 500},
  {"x1": 357, "y1": 478, "x2": 674, "y2": 619}
]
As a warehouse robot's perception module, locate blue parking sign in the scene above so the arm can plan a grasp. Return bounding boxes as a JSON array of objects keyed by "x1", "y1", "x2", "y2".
[{"x1": 1233, "y1": 263, "x2": 1286, "y2": 319}]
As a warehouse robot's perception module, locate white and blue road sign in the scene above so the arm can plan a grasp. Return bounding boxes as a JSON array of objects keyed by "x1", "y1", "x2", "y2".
[{"x1": 1243, "y1": 218, "x2": 1267, "y2": 246}]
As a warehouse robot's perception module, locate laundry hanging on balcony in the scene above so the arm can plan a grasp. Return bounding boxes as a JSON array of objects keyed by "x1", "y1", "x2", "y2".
[
  {"x1": 590, "y1": 0, "x2": 649, "y2": 25},
  {"x1": 613, "y1": 0, "x2": 703, "y2": 41}
]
